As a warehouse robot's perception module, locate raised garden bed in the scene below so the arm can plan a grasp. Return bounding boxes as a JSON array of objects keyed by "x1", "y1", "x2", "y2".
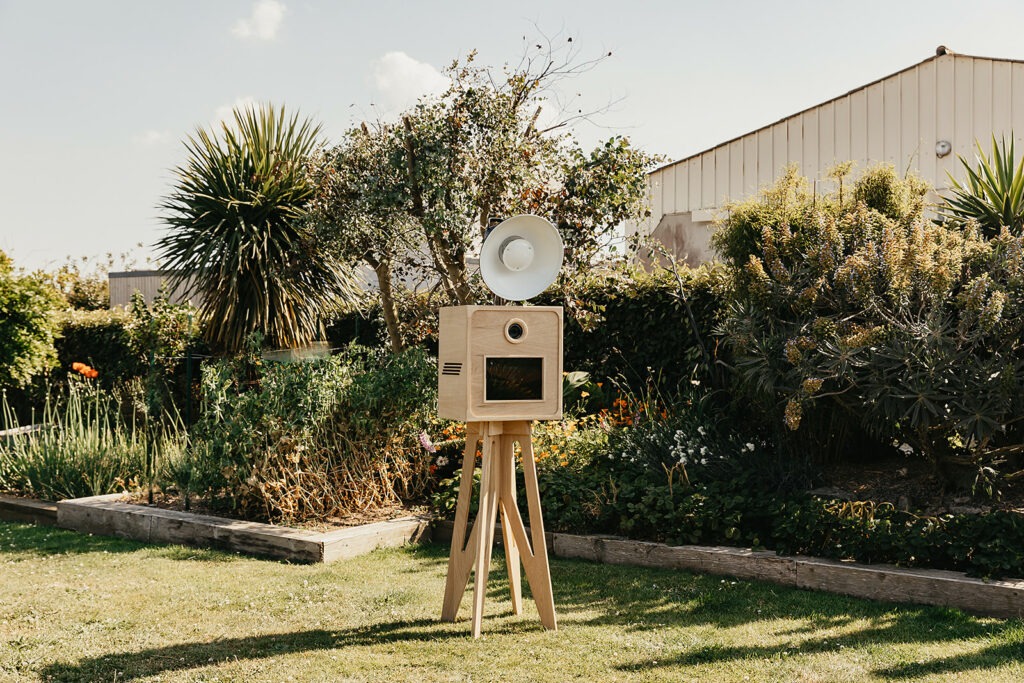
[{"x1": 0, "y1": 493, "x2": 430, "y2": 563}]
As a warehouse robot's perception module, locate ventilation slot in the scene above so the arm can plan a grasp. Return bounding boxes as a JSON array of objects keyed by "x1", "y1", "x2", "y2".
[{"x1": 442, "y1": 362, "x2": 462, "y2": 376}]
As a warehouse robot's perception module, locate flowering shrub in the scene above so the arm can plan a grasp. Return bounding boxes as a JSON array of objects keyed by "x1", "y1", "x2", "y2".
[{"x1": 715, "y1": 164, "x2": 1024, "y2": 487}]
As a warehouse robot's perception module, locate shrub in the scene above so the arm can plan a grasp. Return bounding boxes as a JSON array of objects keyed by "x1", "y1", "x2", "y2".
[
  {"x1": 942, "y1": 135, "x2": 1024, "y2": 237},
  {"x1": 713, "y1": 163, "x2": 1024, "y2": 484},
  {"x1": 191, "y1": 344, "x2": 437, "y2": 523},
  {"x1": 0, "y1": 251, "x2": 62, "y2": 391},
  {"x1": 535, "y1": 264, "x2": 728, "y2": 392},
  {"x1": 0, "y1": 380, "x2": 185, "y2": 501}
]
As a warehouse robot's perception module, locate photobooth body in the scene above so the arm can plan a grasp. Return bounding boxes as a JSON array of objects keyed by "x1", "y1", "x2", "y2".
[{"x1": 438, "y1": 215, "x2": 564, "y2": 637}]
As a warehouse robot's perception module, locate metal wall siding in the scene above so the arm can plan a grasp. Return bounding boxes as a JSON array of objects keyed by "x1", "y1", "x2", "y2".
[
  {"x1": 899, "y1": 68, "x2": 920, "y2": 176},
  {"x1": 743, "y1": 135, "x2": 758, "y2": 197},
  {"x1": 919, "y1": 60, "x2": 938, "y2": 183},
  {"x1": 866, "y1": 82, "x2": 884, "y2": 164},
  {"x1": 663, "y1": 164, "x2": 676, "y2": 217},
  {"x1": 675, "y1": 162, "x2": 688, "y2": 215},
  {"x1": 819, "y1": 101, "x2": 835, "y2": 170},
  {"x1": 688, "y1": 156, "x2": 701, "y2": 214},
  {"x1": 649, "y1": 55, "x2": 1024, "y2": 222},
  {"x1": 757, "y1": 128, "x2": 773, "y2": 189},
  {"x1": 729, "y1": 140, "x2": 744, "y2": 200},
  {"x1": 806, "y1": 109, "x2": 821, "y2": 181},
  {"x1": 993, "y1": 61, "x2": 1012, "y2": 135},
  {"x1": 715, "y1": 146, "x2": 729, "y2": 208}
]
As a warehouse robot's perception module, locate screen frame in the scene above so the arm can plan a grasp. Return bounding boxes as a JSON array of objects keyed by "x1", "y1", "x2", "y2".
[{"x1": 482, "y1": 355, "x2": 545, "y2": 403}]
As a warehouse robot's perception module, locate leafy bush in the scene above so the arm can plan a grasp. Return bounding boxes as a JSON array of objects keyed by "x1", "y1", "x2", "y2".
[
  {"x1": 0, "y1": 251, "x2": 62, "y2": 391},
  {"x1": 713, "y1": 164, "x2": 1024, "y2": 485},
  {"x1": 54, "y1": 308, "x2": 140, "y2": 390},
  {"x1": 535, "y1": 264, "x2": 728, "y2": 392},
  {"x1": 191, "y1": 344, "x2": 437, "y2": 523},
  {"x1": 0, "y1": 380, "x2": 185, "y2": 500}
]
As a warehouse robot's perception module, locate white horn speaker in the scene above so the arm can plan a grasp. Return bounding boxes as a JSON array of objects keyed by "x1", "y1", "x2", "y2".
[{"x1": 479, "y1": 214, "x2": 564, "y2": 301}]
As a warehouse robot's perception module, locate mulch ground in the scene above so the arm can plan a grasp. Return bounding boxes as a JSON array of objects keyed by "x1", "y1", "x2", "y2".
[{"x1": 817, "y1": 451, "x2": 1024, "y2": 516}]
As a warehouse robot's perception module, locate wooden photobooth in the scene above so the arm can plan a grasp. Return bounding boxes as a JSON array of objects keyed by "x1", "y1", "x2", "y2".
[{"x1": 438, "y1": 305, "x2": 562, "y2": 637}]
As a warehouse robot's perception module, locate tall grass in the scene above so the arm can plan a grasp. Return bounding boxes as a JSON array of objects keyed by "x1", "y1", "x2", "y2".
[{"x1": 0, "y1": 381, "x2": 185, "y2": 501}]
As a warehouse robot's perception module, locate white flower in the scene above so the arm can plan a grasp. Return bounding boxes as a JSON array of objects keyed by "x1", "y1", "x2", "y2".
[
  {"x1": 745, "y1": 442, "x2": 755, "y2": 452},
  {"x1": 697, "y1": 426, "x2": 706, "y2": 436},
  {"x1": 898, "y1": 443, "x2": 914, "y2": 455}
]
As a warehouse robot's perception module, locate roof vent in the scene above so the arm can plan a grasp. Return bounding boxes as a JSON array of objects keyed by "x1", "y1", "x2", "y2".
[{"x1": 936, "y1": 45, "x2": 950, "y2": 56}]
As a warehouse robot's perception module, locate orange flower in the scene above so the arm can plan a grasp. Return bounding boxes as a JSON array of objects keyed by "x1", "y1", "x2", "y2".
[{"x1": 72, "y1": 362, "x2": 98, "y2": 379}]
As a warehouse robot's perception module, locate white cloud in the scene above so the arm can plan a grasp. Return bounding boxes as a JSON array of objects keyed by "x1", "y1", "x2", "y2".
[
  {"x1": 231, "y1": 0, "x2": 286, "y2": 41},
  {"x1": 132, "y1": 129, "x2": 170, "y2": 147},
  {"x1": 371, "y1": 52, "x2": 449, "y2": 112}
]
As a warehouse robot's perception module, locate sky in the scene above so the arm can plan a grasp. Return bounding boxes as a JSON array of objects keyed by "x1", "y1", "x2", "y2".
[{"x1": 3, "y1": 0, "x2": 1024, "y2": 272}]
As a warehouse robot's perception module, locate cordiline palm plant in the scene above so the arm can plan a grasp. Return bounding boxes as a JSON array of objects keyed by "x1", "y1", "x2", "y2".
[
  {"x1": 942, "y1": 135, "x2": 1024, "y2": 238},
  {"x1": 158, "y1": 103, "x2": 357, "y2": 353}
]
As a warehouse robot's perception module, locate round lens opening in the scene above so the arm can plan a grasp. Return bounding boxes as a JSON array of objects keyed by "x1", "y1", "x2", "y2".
[{"x1": 507, "y1": 322, "x2": 525, "y2": 340}]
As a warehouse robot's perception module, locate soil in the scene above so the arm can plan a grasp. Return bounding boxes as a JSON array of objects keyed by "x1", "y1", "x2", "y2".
[
  {"x1": 814, "y1": 451, "x2": 1024, "y2": 516},
  {"x1": 120, "y1": 491, "x2": 427, "y2": 532}
]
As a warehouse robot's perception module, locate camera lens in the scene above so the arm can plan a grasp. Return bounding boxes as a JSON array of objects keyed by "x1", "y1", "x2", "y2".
[{"x1": 507, "y1": 322, "x2": 524, "y2": 340}]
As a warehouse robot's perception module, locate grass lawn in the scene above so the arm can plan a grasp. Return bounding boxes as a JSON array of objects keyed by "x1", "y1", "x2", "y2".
[{"x1": 1, "y1": 522, "x2": 1022, "y2": 682}]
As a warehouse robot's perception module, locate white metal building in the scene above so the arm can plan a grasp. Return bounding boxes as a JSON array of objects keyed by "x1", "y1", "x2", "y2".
[{"x1": 639, "y1": 48, "x2": 1024, "y2": 264}]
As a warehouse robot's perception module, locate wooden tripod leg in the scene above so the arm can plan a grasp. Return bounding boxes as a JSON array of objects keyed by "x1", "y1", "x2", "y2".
[
  {"x1": 471, "y1": 426, "x2": 501, "y2": 638},
  {"x1": 498, "y1": 434, "x2": 522, "y2": 615},
  {"x1": 441, "y1": 426, "x2": 480, "y2": 622},
  {"x1": 519, "y1": 431, "x2": 557, "y2": 631}
]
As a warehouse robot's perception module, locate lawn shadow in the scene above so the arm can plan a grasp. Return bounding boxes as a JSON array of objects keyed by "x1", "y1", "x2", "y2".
[
  {"x1": 547, "y1": 552, "x2": 1024, "y2": 680},
  {"x1": 39, "y1": 618, "x2": 469, "y2": 682},
  {"x1": 0, "y1": 521, "x2": 150, "y2": 557}
]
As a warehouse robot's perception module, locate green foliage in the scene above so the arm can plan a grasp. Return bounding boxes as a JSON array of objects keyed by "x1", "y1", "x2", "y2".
[
  {"x1": 311, "y1": 45, "x2": 658, "y2": 352},
  {"x1": 943, "y1": 135, "x2": 1024, "y2": 237},
  {"x1": 54, "y1": 308, "x2": 139, "y2": 390},
  {"x1": 537, "y1": 264, "x2": 728, "y2": 392},
  {"x1": 191, "y1": 345, "x2": 437, "y2": 523},
  {"x1": 0, "y1": 381, "x2": 185, "y2": 500},
  {"x1": 713, "y1": 164, "x2": 1024, "y2": 479},
  {"x1": 536, "y1": 135, "x2": 662, "y2": 268},
  {"x1": 158, "y1": 103, "x2": 357, "y2": 353},
  {"x1": 0, "y1": 251, "x2": 62, "y2": 389}
]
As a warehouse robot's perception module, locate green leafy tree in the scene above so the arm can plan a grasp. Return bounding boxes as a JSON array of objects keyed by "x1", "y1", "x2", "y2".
[
  {"x1": 312, "y1": 44, "x2": 658, "y2": 352},
  {"x1": 942, "y1": 135, "x2": 1024, "y2": 237},
  {"x1": 158, "y1": 103, "x2": 357, "y2": 353},
  {"x1": 0, "y1": 251, "x2": 62, "y2": 388}
]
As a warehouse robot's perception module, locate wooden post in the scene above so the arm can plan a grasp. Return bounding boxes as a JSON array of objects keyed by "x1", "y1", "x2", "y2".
[{"x1": 440, "y1": 420, "x2": 557, "y2": 637}]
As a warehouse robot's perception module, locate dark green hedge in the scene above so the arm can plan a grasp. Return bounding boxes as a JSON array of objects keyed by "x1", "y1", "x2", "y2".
[
  {"x1": 54, "y1": 309, "x2": 142, "y2": 390},
  {"x1": 537, "y1": 265, "x2": 728, "y2": 392}
]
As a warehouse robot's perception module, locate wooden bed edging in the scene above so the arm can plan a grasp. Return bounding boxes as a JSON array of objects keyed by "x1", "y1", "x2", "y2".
[
  {"x1": 433, "y1": 520, "x2": 1024, "y2": 619},
  {"x1": 54, "y1": 494, "x2": 430, "y2": 563},
  {"x1": 0, "y1": 494, "x2": 58, "y2": 526},
  {"x1": 553, "y1": 534, "x2": 1024, "y2": 620}
]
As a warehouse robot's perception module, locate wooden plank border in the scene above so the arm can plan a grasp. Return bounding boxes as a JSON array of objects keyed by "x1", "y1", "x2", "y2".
[
  {"x1": 0, "y1": 494, "x2": 58, "y2": 526},
  {"x1": 551, "y1": 532, "x2": 1024, "y2": 620},
  {"x1": 54, "y1": 494, "x2": 431, "y2": 563}
]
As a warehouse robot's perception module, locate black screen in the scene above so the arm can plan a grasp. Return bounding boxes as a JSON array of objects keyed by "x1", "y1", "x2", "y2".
[{"x1": 485, "y1": 357, "x2": 543, "y2": 401}]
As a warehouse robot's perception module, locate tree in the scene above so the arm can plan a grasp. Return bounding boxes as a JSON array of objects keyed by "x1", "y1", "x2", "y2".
[
  {"x1": 311, "y1": 44, "x2": 658, "y2": 352},
  {"x1": 0, "y1": 250, "x2": 62, "y2": 389},
  {"x1": 157, "y1": 103, "x2": 358, "y2": 353}
]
